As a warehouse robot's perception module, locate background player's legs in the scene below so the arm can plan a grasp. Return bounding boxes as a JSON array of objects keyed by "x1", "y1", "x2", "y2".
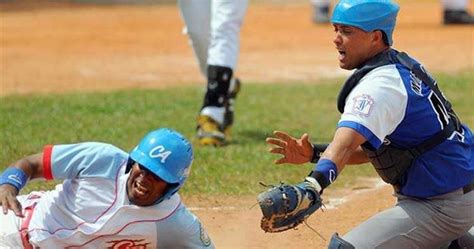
[
  {"x1": 204, "y1": 0, "x2": 247, "y2": 142},
  {"x1": 179, "y1": 0, "x2": 247, "y2": 146},
  {"x1": 0, "y1": 210, "x2": 22, "y2": 248},
  {"x1": 0, "y1": 195, "x2": 27, "y2": 248},
  {"x1": 310, "y1": 0, "x2": 331, "y2": 24},
  {"x1": 207, "y1": 0, "x2": 247, "y2": 70},
  {"x1": 178, "y1": 0, "x2": 211, "y2": 76},
  {"x1": 441, "y1": 0, "x2": 474, "y2": 24},
  {"x1": 178, "y1": 0, "x2": 222, "y2": 145},
  {"x1": 342, "y1": 190, "x2": 474, "y2": 248}
]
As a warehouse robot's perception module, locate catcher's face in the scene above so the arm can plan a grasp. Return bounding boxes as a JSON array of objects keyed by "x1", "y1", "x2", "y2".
[
  {"x1": 126, "y1": 163, "x2": 168, "y2": 206},
  {"x1": 333, "y1": 24, "x2": 384, "y2": 70}
]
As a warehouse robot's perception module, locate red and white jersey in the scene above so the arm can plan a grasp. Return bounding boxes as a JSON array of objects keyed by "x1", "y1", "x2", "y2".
[{"x1": 24, "y1": 142, "x2": 213, "y2": 248}]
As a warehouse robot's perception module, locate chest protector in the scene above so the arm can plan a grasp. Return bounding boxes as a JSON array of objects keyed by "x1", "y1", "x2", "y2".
[{"x1": 337, "y1": 49, "x2": 461, "y2": 188}]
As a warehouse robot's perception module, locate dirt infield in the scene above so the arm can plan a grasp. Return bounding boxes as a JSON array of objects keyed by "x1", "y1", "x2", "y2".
[
  {"x1": 184, "y1": 179, "x2": 395, "y2": 249},
  {"x1": 1, "y1": 1, "x2": 473, "y2": 96},
  {"x1": 0, "y1": 1, "x2": 472, "y2": 248}
]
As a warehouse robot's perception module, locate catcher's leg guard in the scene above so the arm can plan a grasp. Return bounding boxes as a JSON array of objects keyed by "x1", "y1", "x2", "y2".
[
  {"x1": 328, "y1": 233, "x2": 355, "y2": 249},
  {"x1": 197, "y1": 65, "x2": 233, "y2": 146}
]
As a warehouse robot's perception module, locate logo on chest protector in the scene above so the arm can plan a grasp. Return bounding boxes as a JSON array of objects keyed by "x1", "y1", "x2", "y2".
[{"x1": 352, "y1": 94, "x2": 374, "y2": 116}]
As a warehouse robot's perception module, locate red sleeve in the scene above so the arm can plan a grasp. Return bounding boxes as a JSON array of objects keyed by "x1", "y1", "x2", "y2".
[{"x1": 42, "y1": 145, "x2": 54, "y2": 180}]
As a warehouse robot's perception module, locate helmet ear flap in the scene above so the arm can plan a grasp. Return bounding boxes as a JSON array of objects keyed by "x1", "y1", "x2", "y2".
[{"x1": 126, "y1": 158, "x2": 135, "y2": 173}]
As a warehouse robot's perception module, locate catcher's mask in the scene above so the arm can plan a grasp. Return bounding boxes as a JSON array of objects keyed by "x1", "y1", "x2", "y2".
[
  {"x1": 126, "y1": 128, "x2": 193, "y2": 203},
  {"x1": 331, "y1": 0, "x2": 400, "y2": 46}
]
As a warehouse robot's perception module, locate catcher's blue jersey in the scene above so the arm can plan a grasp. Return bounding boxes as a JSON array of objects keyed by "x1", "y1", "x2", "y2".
[{"x1": 338, "y1": 63, "x2": 473, "y2": 198}]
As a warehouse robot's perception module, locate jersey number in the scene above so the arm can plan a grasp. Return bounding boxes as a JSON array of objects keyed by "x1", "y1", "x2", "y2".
[{"x1": 428, "y1": 91, "x2": 449, "y2": 129}]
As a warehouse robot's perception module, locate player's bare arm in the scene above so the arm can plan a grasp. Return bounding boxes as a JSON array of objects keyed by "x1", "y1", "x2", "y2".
[
  {"x1": 0, "y1": 153, "x2": 43, "y2": 217},
  {"x1": 321, "y1": 127, "x2": 368, "y2": 171}
]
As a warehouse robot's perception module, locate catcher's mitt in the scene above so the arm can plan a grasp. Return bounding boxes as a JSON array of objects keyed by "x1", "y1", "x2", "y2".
[{"x1": 257, "y1": 177, "x2": 323, "y2": 233}]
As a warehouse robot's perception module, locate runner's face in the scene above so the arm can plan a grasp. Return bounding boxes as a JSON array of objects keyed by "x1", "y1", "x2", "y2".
[
  {"x1": 333, "y1": 24, "x2": 377, "y2": 70},
  {"x1": 127, "y1": 163, "x2": 168, "y2": 206}
]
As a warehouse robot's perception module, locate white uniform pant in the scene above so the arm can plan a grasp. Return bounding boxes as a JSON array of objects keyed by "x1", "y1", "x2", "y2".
[
  {"x1": 0, "y1": 211, "x2": 22, "y2": 249},
  {"x1": 178, "y1": 0, "x2": 248, "y2": 76},
  {"x1": 311, "y1": 0, "x2": 330, "y2": 8},
  {"x1": 442, "y1": 0, "x2": 470, "y2": 11},
  {"x1": 0, "y1": 194, "x2": 29, "y2": 249}
]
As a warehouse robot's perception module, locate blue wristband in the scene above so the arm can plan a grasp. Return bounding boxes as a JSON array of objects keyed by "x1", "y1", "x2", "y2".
[
  {"x1": 314, "y1": 159, "x2": 338, "y2": 184},
  {"x1": 0, "y1": 167, "x2": 28, "y2": 191}
]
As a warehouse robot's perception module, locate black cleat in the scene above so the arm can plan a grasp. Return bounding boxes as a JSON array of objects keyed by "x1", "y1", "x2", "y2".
[{"x1": 444, "y1": 10, "x2": 474, "y2": 25}]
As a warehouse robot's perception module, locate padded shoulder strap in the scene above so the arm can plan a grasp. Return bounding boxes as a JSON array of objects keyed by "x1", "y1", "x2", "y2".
[{"x1": 337, "y1": 49, "x2": 397, "y2": 113}]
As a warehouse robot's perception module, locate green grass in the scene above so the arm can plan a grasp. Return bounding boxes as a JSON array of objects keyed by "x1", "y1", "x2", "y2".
[{"x1": 1, "y1": 71, "x2": 473, "y2": 195}]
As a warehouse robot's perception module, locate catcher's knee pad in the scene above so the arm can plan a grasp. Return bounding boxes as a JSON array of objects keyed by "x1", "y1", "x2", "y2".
[
  {"x1": 328, "y1": 233, "x2": 355, "y2": 249},
  {"x1": 203, "y1": 65, "x2": 232, "y2": 108}
]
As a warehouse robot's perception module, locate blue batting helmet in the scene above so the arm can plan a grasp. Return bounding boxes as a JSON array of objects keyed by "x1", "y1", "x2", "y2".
[
  {"x1": 128, "y1": 128, "x2": 193, "y2": 201},
  {"x1": 331, "y1": 0, "x2": 400, "y2": 46}
]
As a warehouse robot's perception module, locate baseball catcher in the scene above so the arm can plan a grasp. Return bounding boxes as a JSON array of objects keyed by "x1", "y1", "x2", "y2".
[{"x1": 259, "y1": 0, "x2": 474, "y2": 248}]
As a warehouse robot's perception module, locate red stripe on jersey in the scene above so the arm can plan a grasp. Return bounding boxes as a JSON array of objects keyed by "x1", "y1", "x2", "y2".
[{"x1": 43, "y1": 145, "x2": 54, "y2": 180}]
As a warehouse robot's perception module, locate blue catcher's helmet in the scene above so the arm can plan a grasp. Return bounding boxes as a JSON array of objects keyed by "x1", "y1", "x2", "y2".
[
  {"x1": 128, "y1": 128, "x2": 193, "y2": 201},
  {"x1": 331, "y1": 0, "x2": 400, "y2": 46}
]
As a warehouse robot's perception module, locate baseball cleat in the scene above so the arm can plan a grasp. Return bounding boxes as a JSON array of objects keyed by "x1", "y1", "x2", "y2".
[
  {"x1": 444, "y1": 10, "x2": 474, "y2": 25},
  {"x1": 196, "y1": 115, "x2": 226, "y2": 146}
]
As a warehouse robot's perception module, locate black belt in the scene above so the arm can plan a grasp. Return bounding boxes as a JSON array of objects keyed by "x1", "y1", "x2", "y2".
[{"x1": 463, "y1": 182, "x2": 474, "y2": 194}]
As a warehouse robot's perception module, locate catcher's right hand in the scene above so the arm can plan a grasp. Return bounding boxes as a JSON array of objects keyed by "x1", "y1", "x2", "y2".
[{"x1": 257, "y1": 177, "x2": 323, "y2": 233}]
